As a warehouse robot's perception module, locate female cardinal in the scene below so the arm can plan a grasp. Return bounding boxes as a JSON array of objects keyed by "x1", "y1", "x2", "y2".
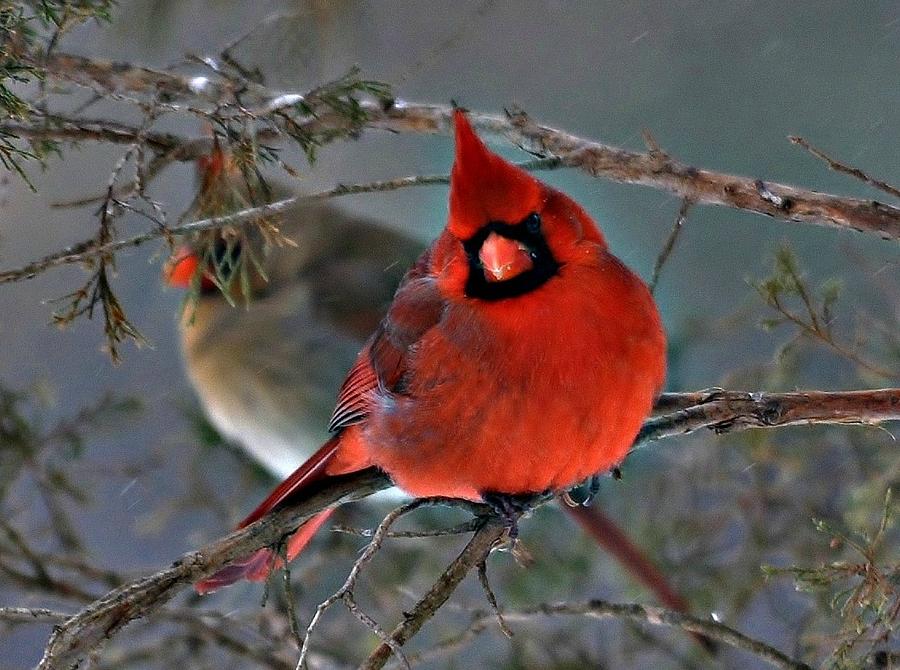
[
  {"x1": 195, "y1": 110, "x2": 667, "y2": 594},
  {"x1": 166, "y1": 145, "x2": 421, "y2": 477}
]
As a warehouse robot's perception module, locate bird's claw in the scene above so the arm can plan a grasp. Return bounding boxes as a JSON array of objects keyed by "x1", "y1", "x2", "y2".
[
  {"x1": 481, "y1": 492, "x2": 539, "y2": 540},
  {"x1": 560, "y1": 490, "x2": 580, "y2": 507},
  {"x1": 562, "y1": 474, "x2": 604, "y2": 507}
]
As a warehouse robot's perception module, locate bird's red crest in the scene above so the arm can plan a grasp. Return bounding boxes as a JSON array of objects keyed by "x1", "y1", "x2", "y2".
[{"x1": 449, "y1": 110, "x2": 543, "y2": 239}]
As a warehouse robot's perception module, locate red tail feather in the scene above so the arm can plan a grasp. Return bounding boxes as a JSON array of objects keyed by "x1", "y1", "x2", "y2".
[
  {"x1": 196, "y1": 510, "x2": 334, "y2": 594},
  {"x1": 196, "y1": 436, "x2": 343, "y2": 594},
  {"x1": 239, "y1": 436, "x2": 342, "y2": 528}
]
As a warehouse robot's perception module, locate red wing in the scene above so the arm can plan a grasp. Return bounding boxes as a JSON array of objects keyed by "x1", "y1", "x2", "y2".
[
  {"x1": 328, "y1": 248, "x2": 445, "y2": 433},
  {"x1": 328, "y1": 354, "x2": 378, "y2": 431}
]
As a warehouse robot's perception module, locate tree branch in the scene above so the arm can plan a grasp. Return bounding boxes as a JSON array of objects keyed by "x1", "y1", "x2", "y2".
[
  {"x1": 0, "y1": 158, "x2": 560, "y2": 285},
  {"x1": 649, "y1": 197, "x2": 693, "y2": 294},
  {"x1": 789, "y1": 135, "x2": 900, "y2": 202},
  {"x1": 4, "y1": 51, "x2": 900, "y2": 244},
  {"x1": 1, "y1": 117, "x2": 184, "y2": 152},
  {"x1": 0, "y1": 606, "x2": 69, "y2": 624},
  {"x1": 451, "y1": 600, "x2": 813, "y2": 670},
  {"x1": 640, "y1": 389, "x2": 900, "y2": 445},
  {"x1": 297, "y1": 101, "x2": 900, "y2": 240},
  {"x1": 36, "y1": 468, "x2": 391, "y2": 670},
  {"x1": 29, "y1": 388, "x2": 899, "y2": 669},
  {"x1": 359, "y1": 517, "x2": 508, "y2": 670}
]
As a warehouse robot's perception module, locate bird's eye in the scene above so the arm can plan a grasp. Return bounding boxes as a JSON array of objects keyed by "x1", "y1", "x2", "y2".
[{"x1": 525, "y1": 212, "x2": 541, "y2": 234}]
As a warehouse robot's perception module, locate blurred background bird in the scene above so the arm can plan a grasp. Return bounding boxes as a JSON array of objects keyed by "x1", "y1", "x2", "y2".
[
  {"x1": 165, "y1": 142, "x2": 704, "y2": 638},
  {"x1": 165, "y1": 142, "x2": 421, "y2": 477}
]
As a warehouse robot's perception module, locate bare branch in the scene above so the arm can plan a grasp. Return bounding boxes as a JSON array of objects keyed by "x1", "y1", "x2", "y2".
[
  {"x1": 649, "y1": 197, "x2": 693, "y2": 294},
  {"x1": 1, "y1": 117, "x2": 183, "y2": 152},
  {"x1": 299, "y1": 500, "x2": 438, "y2": 669},
  {"x1": 241, "y1": 100, "x2": 900, "y2": 239},
  {"x1": 0, "y1": 607, "x2": 69, "y2": 624},
  {"x1": 789, "y1": 136, "x2": 900, "y2": 201},
  {"x1": 454, "y1": 600, "x2": 812, "y2": 670},
  {"x1": 641, "y1": 388, "x2": 900, "y2": 445},
  {"x1": 0, "y1": 158, "x2": 559, "y2": 285},
  {"x1": 330, "y1": 519, "x2": 481, "y2": 539},
  {"x1": 475, "y1": 560, "x2": 512, "y2": 638},
  {"x1": 359, "y1": 517, "x2": 507, "y2": 670},
  {"x1": 37, "y1": 52, "x2": 240, "y2": 104},
  {"x1": 6, "y1": 54, "x2": 900, "y2": 242},
  {"x1": 36, "y1": 468, "x2": 391, "y2": 670}
]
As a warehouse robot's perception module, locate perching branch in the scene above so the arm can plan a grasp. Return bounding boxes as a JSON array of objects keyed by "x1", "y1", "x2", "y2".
[
  {"x1": 359, "y1": 517, "x2": 508, "y2": 670},
  {"x1": 31, "y1": 388, "x2": 899, "y2": 669},
  {"x1": 36, "y1": 468, "x2": 391, "y2": 670}
]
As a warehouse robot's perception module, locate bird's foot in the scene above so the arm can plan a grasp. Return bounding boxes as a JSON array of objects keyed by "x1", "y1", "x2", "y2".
[
  {"x1": 561, "y1": 474, "x2": 605, "y2": 507},
  {"x1": 481, "y1": 492, "x2": 540, "y2": 540}
]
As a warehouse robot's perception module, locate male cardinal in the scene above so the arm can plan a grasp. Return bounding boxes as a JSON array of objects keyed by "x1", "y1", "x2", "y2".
[{"x1": 193, "y1": 110, "x2": 667, "y2": 594}]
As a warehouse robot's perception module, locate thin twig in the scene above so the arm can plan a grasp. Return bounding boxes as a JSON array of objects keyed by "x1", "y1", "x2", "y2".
[
  {"x1": 789, "y1": 136, "x2": 900, "y2": 201},
  {"x1": 0, "y1": 158, "x2": 560, "y2": 285},
  {"x1": 1, "y1": 117, "x2": 183, "y2": 152},
  {"x1": 278, "y1": 540, "x2": 305, "y2": 655},
  {"x1": 0, "y1": 607, "x2": 70, "y2": 624},
  {"x1": 359, "y1": 517, "x2": 507, "y2": 670},
  {"x1": 476, "y1": 560, "x2": 512, "y2": 638},
  {"x1": 649, "y1": 197, "x2": 693, "y2": 294},
  {"x1": 298, "y1": 500, "x2": 440, "y2": 669},
  {"x1": 330, "y1": 519, "x2": 481, "y2": 539},
  {"x1": 762, "y1": 290, "x2": 898, "y2": 381}
]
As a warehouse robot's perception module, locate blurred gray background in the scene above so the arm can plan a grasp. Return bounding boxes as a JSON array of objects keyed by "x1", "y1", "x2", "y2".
[{"x1": 1, "y1": 1, "x2": 898, "y2": 667}]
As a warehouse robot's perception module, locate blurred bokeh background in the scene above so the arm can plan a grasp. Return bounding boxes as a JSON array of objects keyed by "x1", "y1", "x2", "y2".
[{"x1": 1, "y1": 1, "x2": 899, "y2": 668}]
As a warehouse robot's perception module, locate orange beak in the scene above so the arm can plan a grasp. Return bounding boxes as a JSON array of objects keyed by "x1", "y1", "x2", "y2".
[
  {"x1": 478, "y1": 232, "x2": 533, "y2": 282},
  {"x1": 164, "y1": 246, "x2": 201, "y2": 288}
]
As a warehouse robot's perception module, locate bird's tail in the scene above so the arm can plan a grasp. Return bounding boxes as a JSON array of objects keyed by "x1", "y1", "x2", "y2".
[{"x1": 196, "y1": 433, "x2": 363, "y2": 594}]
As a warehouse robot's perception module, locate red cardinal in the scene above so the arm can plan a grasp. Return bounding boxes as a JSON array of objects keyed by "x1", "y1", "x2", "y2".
[{"x1": 196, "y1": 110, "x2": 666, "y2": 594}]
